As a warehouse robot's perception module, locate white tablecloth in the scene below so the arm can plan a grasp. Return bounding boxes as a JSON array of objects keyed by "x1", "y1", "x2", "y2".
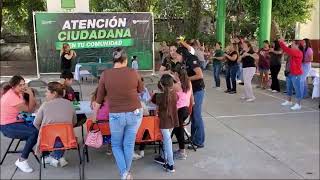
[
  {"x1": 74, "y1": 64, "x2": 91, "y2": 81},
  {"x1": 76, "y1": 101, "x2": 93, "y2": 116},
  {"x1": 308, "y1": 68, "x2": 320, "y2": 99}
]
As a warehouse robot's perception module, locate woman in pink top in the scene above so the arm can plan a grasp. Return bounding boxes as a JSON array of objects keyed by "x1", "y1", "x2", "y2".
[
  {"x1": 0, "y1": 75, "x2": 38, "y2": 173},
  {"x1": 172, "y1": 68, "x2": 194, "y2": 160},
  {"x1": 301, "y1": 38, "x2": 314, "y2": 98}
]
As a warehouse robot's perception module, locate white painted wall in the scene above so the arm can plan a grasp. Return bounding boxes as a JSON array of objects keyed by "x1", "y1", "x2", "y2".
[
  {"x1": 47, "y1": 0, "x2": 89, "y2": 12},
  {"x1": 295, "y1": 0, "x2": 319, "y2": 40}
]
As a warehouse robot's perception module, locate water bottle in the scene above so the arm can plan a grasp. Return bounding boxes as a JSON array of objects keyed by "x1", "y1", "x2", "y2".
[{"x1": 99, "y1": 58, "x2": 102, "y2": 63}]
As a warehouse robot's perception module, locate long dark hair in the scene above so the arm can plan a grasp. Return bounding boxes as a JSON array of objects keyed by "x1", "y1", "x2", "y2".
[
  {"x1": 303, "y1": 38, "x2": 312, "y2": 51},
  {"x1": 177, "y1": 68, "x2": 190, "y2": 93},
  {"x1": 243, "y1": 40, "x2": 254, "y2": 52},
  {"x1": 158, "y1": 74, "x2": 175, "y2": 115},
  {"x1": 273, "y1": 40, "x2": 281, "y2": 51},
  {"x1": 2, "y1": 75, "x2": 24, "y2": 95}
]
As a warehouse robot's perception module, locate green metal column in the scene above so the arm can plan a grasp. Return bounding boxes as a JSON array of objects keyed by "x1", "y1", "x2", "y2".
[
  {"x1": 259, "y1": 0, "x2": 272, "y2": 48},
  {"x1": 216, "y1": 0, "x2": 226, "y2": 48}
]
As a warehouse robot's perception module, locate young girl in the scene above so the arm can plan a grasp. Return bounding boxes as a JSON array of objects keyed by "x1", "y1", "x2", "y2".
[
  {"x1": 152, "y1": 74, "x2": 179, "y2": 173},
  {"x1": 91, "y1": 87, "x2": 112, "y2": 155},
  {"x1": 172, "y1": 68, "x2": 193, "y2": 160}
]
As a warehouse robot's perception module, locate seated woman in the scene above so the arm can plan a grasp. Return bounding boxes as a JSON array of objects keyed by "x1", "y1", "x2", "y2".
[
  {"x1": 0, "y1": 75, "x2": 38, "y2": 173},
  {"x1": 33, "y1": 82, "x2": 77, "y2": 168}
]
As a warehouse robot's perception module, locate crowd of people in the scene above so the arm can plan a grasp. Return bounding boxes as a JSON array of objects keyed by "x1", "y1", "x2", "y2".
[
  {"x1": 0, "y1": 36, "x2": 315, "y2": 179},
  {"x1": 160, "y1": 36, "x2": 314, "y2": 109}
]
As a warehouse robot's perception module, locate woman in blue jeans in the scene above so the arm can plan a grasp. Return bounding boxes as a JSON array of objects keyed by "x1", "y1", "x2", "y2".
[
  {"x1": 212, "y1": 42, "x2": 224, "y2": 89},
  {"x1": 224, "y1": 44, "x2": 239, "y2": 94},
  {"x1": 175, "y1": 46, "x2": 206, "y2": 149},
  {"x1": 93, "y1": 48, "x2": 144, "y2": 179},
  {"x1": 0, "y1": 75, "x2": 38, "y2": 173}
]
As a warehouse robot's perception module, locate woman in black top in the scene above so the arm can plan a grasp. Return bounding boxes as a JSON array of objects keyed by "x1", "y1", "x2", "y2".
[
  {"x1": 60, "y1": 43, "x2": 76, "y2": 73},
  {"x1": 240, "y1": 41, "x2": 259, "y2": 102},
  {"x1": 269, "y1": 40, "x2": 283, "y2": 92},
  {"x1": 224, "y1": 43, "x2": 239, "y2": 94}
]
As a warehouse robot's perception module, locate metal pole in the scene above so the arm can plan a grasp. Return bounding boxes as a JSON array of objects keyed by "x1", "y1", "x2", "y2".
[
  {"x1": 32, "y1": 12, "x2": 40, "y2": 78},
  {"x1": 216, "y1": 0, "x2": 226, "y2": 48},
  {"x1": 259, "y1": 0, "x2": 272, "y2": 48}
]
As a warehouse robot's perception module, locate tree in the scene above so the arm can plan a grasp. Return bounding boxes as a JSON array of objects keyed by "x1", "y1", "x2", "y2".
[
  {"x1": 1, "y1": 0, "x2": 46, "y2": 58},
  {"x1": 242, "y1": 0, "x2": 313, "y2": 39}
]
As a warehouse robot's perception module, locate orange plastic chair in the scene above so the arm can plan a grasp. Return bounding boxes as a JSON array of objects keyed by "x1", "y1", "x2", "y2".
[
  {"x1": 136, "y1": 116, "x2": 162, "y2": 143},
  {"x1": 38, "y1": 123, "x2": 82, "y2": 179}
]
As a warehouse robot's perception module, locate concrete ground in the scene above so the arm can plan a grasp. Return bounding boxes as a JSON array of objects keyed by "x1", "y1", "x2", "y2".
[{"x1": 1, "y1": 71, "x2": 319, "y2": 179}]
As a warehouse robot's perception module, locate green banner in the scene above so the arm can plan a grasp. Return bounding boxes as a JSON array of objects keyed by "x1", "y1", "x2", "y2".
[{"x1": 34, "y1": 12, "x2": 154, "y2": 73}]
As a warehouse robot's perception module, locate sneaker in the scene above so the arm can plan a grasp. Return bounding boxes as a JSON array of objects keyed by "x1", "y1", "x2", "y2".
[
  {"x1": 126, "y1": 172, "x2": 133, "y2": 180},
  {"x1": 240, "y1": 96, "x2": 247, "y2": 100},
  {"x1": 154, "y1": 156, "x2": 165, "y2": 165},
  {"x1": 272, "y1": 90, "x2": 279, "y2": 93},
  {"x1": 246, "y1": 97, "x2": 256, "y2": 102},
  {"x1": 173, "y1": 150, "x2": 187, "y2": 160},
  {"x1": 281, "y1": 101, "x2": 293, "y2": 106},
  {"x1": 133, "y1": 152, "x2": 142, "y2": 161},
  {"x1": 216, "y1": 87, "x2": 223, "y2": 91},
  {"x1": 163, "y1": 164, "x2": 175, "y2": 173},
  {"x1": 58, "y1": 157, "x2": 68, "y2": 167},
  {"x1": 239, "y1": 82, "x2": 244, "y2": 85},
  {"x1": 44, "y1": 156, "x2": 59, "y2": 167},
  {"x1": 15, "y1": 159, "x2": 33, "y2": 173},
  {"x1": 291, "y1": 103, "x2": 301, "y2": 110},
  {"x1": 228, "y1": 91, "x2": 237, "y2": 94},
  {"x1": 187, "y1": 144, "x2": 204, "y2": 150},
  {"x1": 139, "y1": 150, "x2": 145, "y2": 158},
  {"x1": 224, "y1": 90, "x2": 231, "y2": 93}
]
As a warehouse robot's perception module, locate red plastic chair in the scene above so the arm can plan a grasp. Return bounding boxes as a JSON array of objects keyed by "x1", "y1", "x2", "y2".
[{"x1": 38, "y1": 123, "x2": 82, "y2": 179}]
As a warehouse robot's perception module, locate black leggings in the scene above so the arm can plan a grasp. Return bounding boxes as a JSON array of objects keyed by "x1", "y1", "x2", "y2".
[{"x1": 172, "y1": 107, "x2": 189, "y2": 150}]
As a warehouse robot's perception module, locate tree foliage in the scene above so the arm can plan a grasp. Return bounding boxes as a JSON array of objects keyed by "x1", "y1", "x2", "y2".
[{"x1": 242, "y1": 0, "x2": 313, "y2": 39}]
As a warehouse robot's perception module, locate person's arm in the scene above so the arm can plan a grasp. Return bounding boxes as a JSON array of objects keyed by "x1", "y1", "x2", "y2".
[
  {"x1": 189, "y1": 83, "x2": 194, "y2": 106},
  {"x1": 225, "y1": 53, "x2": 238, "y2": 61},
  {"x1": 179, "y1": 40, "x2": 193, "y2": 52},
  {"x1": 33, "y1": 104, "x2": 44, "y2": 129},
  {"x1": 279, "y1": 40, "x2": 296, "y2": 56},
  {"x1": 15, "y1": 87, "x2": 36, "y2": 113},
  {"x1": 93, "y1": 72, "x2": 107, "y2": 122},
  {"x1": 189, "y1": 67, "x2": 203, "y2": 81},
  {"x1": 307, "y1": 48, "x2": 314, "y2": 61}
]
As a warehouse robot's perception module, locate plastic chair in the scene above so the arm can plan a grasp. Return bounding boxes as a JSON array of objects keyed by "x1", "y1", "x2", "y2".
[{"x1": 38, "y1": 123, "x2": 82, "y2": 179}]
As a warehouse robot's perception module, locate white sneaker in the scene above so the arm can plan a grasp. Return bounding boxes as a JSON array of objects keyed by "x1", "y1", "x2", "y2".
[
  {"x1": 291, "y1": 103, "x2": 301, "y2": 110},
  {"x1": 133, "y1": 152, "x2": 142, "y2": 161},
  {"x1": 58, "y1": 157, "x2": 68, "y2": 167},
  {"x1": 267, "y1": 88, "x2": 272, "y2": 91},
  {"x1": 216, "y1": 87, "x2": 223, "y2": 91},
  {"x1": 246, "y1": 97, "x2": 256, "y2": 102},
  {"x1": 281, "y1": 101, "x2": 293, "y2": 106},
  {"x1": 272, "y1": 90, "x2": 279, "y2": 93},
  {"x1": 139, "y1": 150, "x2": 145, "y2": 157},
  {"x1": 15, "y1": 159, "x2": 33, "y2": 173},
  {"x1": 240, "y1": 96, "x2": 247, "y2": 100},
  {"x1": 44, "y1": 156, "x2": 59, "y2": 167}
]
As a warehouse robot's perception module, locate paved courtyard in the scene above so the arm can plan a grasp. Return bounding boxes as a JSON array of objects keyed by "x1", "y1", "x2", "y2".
[{"x1": 1, "y1": 72, "x2": 319, "y2": 179}]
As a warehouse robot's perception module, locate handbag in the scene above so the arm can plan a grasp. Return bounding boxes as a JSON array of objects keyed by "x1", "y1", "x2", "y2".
[{"x1": 85, "y1": 123, "x2": 103, "y2": 148}]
